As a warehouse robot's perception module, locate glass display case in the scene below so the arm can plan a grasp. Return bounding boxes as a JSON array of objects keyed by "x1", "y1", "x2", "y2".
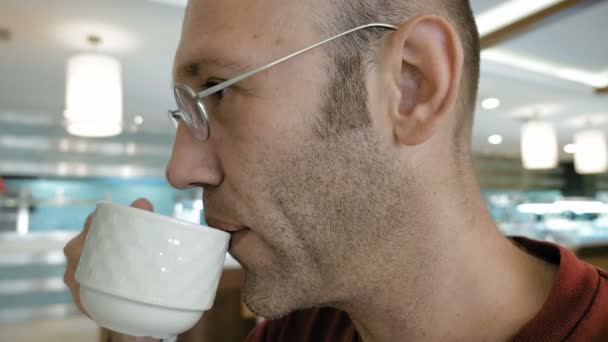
[{"x1": 484, "y1": 190, "x2": 608, "y2": 248}]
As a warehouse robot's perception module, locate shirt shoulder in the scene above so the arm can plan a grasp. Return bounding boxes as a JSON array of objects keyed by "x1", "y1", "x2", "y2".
[
  {"x1": 512, "y1": 237, "x2": 608, "y2": 341},
  {"x1": 569, "y1": 268, "x2": 608, "y2": 341},
  {"x1": 245, "y1": 307, "x2": 358, "y2": 342}
]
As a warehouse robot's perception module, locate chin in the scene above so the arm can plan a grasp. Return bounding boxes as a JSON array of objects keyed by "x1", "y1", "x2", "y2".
[
  {"x1": 241, "y1": 270, "x2": 318, "y2": 320},
  {"x1": 243, "y1": 294, "x2": 291, "y2": 320},
  {"x1": 242, "y1": 278, "x2": 295, "y2": 319}
]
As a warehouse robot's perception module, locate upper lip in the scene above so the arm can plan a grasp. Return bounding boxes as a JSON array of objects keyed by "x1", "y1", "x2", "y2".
[{"x1": 205, "y1": 216, "x2": 248, "y2": 233}]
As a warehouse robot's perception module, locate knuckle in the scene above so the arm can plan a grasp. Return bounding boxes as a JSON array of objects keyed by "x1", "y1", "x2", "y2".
[
  {"x1": 84, "y1": 213, "x2": 94, "y2": 229},
  {"x1": 63, "y1": 264, "x2": 78, "y2": 286},
  {"x1": 63, "y1": 241, "x2": 72, "y2": 256}
]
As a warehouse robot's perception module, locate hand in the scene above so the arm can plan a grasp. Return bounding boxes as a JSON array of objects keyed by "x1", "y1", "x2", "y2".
[{"x1": 63, "y1": 198, "x2": 159, "y2": 341}]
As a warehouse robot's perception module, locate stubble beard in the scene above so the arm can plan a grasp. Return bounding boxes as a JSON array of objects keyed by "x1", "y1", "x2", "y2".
[
  {"x1": 241, "y1": 123, "x2": 412, "y2": 319},
  {"x1": 241, "y1": 50, "x2": 413, "y2": 319}
]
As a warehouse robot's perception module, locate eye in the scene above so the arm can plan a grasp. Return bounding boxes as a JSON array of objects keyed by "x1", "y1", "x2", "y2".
[
  {"x1": 203, "y1": 80, "x2": 229, "y2": 101},
  {"x1": 168, "y1": 110, "x2": 181, "y2": 128}
]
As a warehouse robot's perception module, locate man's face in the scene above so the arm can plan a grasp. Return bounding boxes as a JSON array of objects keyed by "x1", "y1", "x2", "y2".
[{"x1": 169, "y1": 0, "x2": 405, "y2": 318}]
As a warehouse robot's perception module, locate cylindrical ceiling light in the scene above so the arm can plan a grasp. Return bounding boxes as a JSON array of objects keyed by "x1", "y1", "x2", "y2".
[
  {"x1": 574, "y1": 129, "x2": 607, "y2": 174},
  {"x1": 521, "y1": 120, "x2": 558, "y2": 170},
  {"x1": 64, "y1": 36, "x2": 123, "y2": 137}
]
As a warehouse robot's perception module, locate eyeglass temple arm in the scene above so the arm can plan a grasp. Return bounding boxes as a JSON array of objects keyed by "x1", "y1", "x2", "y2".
[{"x1": 199, "y1": 23, "x2": 398, "y2": 98}]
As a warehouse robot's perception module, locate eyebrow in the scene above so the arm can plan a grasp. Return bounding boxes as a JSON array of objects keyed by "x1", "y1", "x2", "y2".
[{"x1": 174, "y1": 55, "x2": 247, "y2": 83}]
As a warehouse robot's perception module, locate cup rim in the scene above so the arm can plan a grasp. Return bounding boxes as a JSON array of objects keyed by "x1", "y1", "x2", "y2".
[{"x1": 96, "y1": 201, "x2": 230, "y2": 239}]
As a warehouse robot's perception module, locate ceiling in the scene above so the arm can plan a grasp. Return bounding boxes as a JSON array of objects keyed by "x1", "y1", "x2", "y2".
[
  {"x1": 0, "y1": 0, "x2": 607, "y2": 178},
  {"x1": 473, "y1": 0, "x2": 608, "y2": 158}
]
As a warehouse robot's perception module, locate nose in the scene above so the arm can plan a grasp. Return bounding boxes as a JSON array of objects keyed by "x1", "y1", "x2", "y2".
[{"x1": 165, "y1": 124, "x2": 223, "y2": 189}]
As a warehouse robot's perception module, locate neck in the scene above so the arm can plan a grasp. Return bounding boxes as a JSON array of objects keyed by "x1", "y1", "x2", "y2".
[{"x1": 336, "y1": 168, "x2": 557, "y2": 342}]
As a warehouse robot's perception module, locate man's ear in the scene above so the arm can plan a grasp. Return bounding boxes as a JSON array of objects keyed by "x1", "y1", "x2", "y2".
[{"x1": 382, "y1": 15, "x2": 464, "y2": 146}]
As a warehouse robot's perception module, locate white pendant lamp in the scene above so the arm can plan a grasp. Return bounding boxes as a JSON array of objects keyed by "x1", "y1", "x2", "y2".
[
  {"x1": 521, "y1": 120, "x2": 558, "y2": 170},
  {"x1": 64, "y1": 36, "x2": 123, "y2": 137},
  {"x1": 574, "y1": 129, "x2": 607, "y2": 174}
]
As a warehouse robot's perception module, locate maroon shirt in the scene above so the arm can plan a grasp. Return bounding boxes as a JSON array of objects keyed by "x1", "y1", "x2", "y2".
[{"x1": 246, "y1": 238, "x2": 608, "y2": 342}]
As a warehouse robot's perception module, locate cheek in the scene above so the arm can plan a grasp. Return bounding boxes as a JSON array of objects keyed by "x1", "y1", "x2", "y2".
[
  {"x1": 213, "y1": 72, "x2": 327, "y2": 242},
  {"x1": 233, "y1": 230, "x2": 278, "y2": 266},
  {"x1": 218, "y1": 95, "x2": 299, "y2": 146},
  {"x1": 223, "y1": 69, "x2": 322, "y2": 145},
  {"x1": 218, "y1": 90, "x2": 317, "y2": 178}
]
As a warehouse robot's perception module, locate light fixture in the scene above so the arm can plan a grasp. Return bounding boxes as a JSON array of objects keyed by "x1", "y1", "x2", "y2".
[
  {"x1": 75, "y1": 141, "x2": 88, "y2": 153},
  {"x1": 76, "y1": 164, "x2": 88, "y2": 176},
  {"x1": 482, "y1": 98, "x2": 500, "y2": 110},
  {"x1": 121, "y1": 166, "x2": 134, "y2": 178},
  {"x1": 517, "y1": 203, "x2": 562, "y2": 215},
  {"x1": 133, "y1": 115, "x2": 144, "y2": 125},
  {"x1": 563, "y1": 144, "x2": 577, "y2": 154},
  {"x1": 64, "y1": 35, "x2": 123, "y2": 137},
  {"x1": 521, "y1": 120, "x2": 558, "y2": 170},
  {"x1": 59, "y1": 139, "x2": 70, "y2": 152},
  {"x1": 554, "y1": 200, "x2": 608, "y2": 214},
  {"x1": 574, "y1": 129, "x2": 607, "y2": 174},
  {"x1": 488, "y1": 134, "x2": 503, "y2": 145},
  {"x1": 57, "y1": 163, "x2": 69, "y2": 176},
  {"x1": 148, "y1": 0, "x2": 187, "y2": 7},
  {"x1": 518, "y1": 200, "x2": 608, "y2": 215},
  {"x1": 125, "y1": 143, "x2": 137, "y2": 156}
]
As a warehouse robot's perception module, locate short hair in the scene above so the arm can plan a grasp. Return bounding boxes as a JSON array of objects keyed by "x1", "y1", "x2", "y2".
[{"x1": 314, "y1": 0, "x2": 480, "y2": 148}]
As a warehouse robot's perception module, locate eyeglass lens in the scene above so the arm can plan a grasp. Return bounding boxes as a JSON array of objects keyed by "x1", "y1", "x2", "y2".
[{"x1": 174, "y1": 85, "x2": 210, "y2": 140}]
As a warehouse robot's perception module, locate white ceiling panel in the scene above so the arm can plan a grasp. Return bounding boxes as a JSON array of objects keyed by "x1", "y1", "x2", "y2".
[
  {"x1": 500, "y1": 1, "x2": 608, "y2": 72},
  {"x1": 470, "y1": 0, "x2": 507, "y2": 14}
]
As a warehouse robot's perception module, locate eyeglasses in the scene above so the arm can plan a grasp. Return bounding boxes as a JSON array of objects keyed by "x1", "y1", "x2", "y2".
[{"x1": 169, "y1": 22, "x2": 397, "y2": 141}]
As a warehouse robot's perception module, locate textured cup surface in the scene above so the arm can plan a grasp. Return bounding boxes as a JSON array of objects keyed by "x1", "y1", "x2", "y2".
[{"x1": 75, "y1": 201, "x2": 230, "y2": 311}]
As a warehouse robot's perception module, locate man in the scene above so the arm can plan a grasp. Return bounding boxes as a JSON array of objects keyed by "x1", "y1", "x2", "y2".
[{"x1": 64, "y1": 0, "x2": 608, "y2": 341}]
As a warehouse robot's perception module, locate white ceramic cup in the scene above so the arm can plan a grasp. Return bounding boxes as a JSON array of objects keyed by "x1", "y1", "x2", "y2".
[{"x1": 75, "y1": 201, "x2": 230, "y2": 338}]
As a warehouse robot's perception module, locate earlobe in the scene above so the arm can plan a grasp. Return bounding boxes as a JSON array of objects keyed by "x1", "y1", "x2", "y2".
[
  {"x1": 394, "y1": 106, "x2": 437, "y2": 146},
  {"x1": 385, "y1": 15, "x2": 464, "y2": 146}
]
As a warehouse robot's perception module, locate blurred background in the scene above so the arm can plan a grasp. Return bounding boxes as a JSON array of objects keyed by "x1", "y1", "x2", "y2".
[{"x1": 1, "y1": 0, "x2": 607, "y2": 341}]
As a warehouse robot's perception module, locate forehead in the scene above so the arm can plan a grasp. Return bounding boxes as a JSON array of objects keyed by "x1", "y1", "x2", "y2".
[{"x1": 174, "y1": 0, "x2": 318, "y2": 79}]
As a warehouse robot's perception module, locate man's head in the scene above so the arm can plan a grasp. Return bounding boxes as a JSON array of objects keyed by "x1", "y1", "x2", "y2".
[{"x1": 167, "y1": 0, "x2": 480, "y2": 319}]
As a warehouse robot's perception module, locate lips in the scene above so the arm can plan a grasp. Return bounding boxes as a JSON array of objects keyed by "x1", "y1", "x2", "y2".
[
  {"x1": 205, "y1": 216, "x2": 251, "y2": 251},
  {"x1": 205, "y1": 216, "x2": 248, "y2": 233}
]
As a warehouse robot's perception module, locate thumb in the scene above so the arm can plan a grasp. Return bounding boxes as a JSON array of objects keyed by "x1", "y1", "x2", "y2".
[{"x1": 131, "y1": 198, "x2": 154, "y2": 212}]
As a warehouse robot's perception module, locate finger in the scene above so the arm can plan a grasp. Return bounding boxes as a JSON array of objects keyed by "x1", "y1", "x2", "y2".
[
  {"x1": 63, "y1": 264, "x2": 74, "y2": 291},
  {"x1": 131, "y1": 198, "x2": 154, "y2": 212},
  {"x1": 72, "y1": 284, "x2": 88, "y2": 316},
  {"x1": 64, "y1": 212, "x2": 95, "y2": 267},
  {"x1": 63, "y1": 212, "x2": 96, "y2": 318},
  {"x1": 63, "y1": 232, "x2": 85, "y2": 264},
  {"x1": 63, "y1": 264, "x2": 90, "y2": 317},
  {"x1": 74, "y1": 291, "x2": 89, "y2": 318},
  {"x1": 82, "y1": 212, "x2": 95, "y2": 235},
  {"x1": 63, "y1": 240, "x2": 78, "y2": 267}
]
